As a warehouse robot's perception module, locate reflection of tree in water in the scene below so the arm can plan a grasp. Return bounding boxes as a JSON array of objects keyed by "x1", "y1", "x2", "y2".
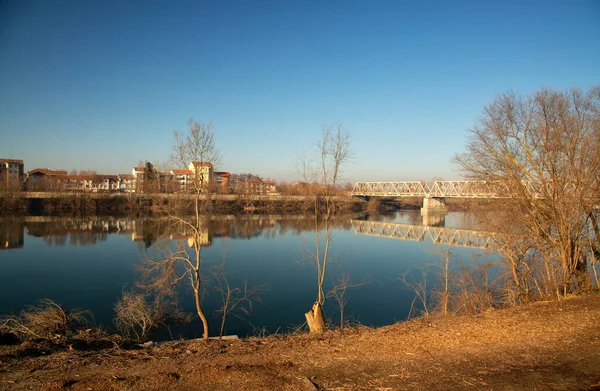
[
  {"x1": 70, "y1": 231, "x2": 109, "y2": 246},
  {"x1": 226, "y1": 218, "x2": 275, "y2": 240},
  {"x1": 14, "y1": 215, "x2": 357, "y2": 249},
  {"x1": 276, "y1": 216, "x2": 352, "y2": 236},
  {"x1": 25, "y1": 219, "x2": 111, "y2": 247},
  {"x1": 39, "y1": 231, "x2": 109, "y2": 246}
]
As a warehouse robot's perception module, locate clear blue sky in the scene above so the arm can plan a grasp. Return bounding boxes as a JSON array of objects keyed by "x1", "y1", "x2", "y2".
[{"x1": 0, "y1": 0, "x2": 598, "y2": 183}]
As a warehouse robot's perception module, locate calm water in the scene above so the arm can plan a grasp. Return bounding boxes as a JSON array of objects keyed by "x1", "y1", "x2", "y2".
[{"x1": 0, "y1": 211, "x2": 491, "y2": 339}]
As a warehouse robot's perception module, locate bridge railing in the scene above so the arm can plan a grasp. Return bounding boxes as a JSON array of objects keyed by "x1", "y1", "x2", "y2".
[
  {"x1": 428, "y1": 181, "x2": 511, "y2": 198},
  {"x1": 351, "y1": 181, "x2": 430, "y2": 197},
  {"x1": 352, "y1": 180, "x2": 516, "y2": 199},
  {"x1": 351, "y1": 179, "x2": 569, "y2": 199}
]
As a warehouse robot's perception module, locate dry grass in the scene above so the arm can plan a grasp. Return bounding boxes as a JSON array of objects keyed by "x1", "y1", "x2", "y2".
[
  {"x1": 0, "y1": 300, "x2": 126, "y2": 355},
  {"x1": 1, "y1": 294, "x2": 599, "y2": 390},
  {"x1": 0, "y1": 299, "x2": 91, "y2": 341}
]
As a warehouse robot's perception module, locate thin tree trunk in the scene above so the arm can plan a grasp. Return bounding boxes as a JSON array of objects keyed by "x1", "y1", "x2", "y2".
[{"x1": 194, "y1": 286, "x2": 209, "y2": 340}]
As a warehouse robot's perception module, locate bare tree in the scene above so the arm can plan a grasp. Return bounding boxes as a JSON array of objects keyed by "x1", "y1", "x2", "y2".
[
  {"x1": 113, "y1": 288, "x2": 188, "y2": 341},
  {"x1": 326, "y1": 272, "x2": 367, "y2": 329},
  {"x1": 455, "y1": 86, "x2": 600, "y2": 298},
  {"x1": 298, "y1": 124, "x2": 354, "y2": 333},
  {"x1": 138, "y1": 119, "x2": 220, "y2": 340},
  {"x1": 211, "y1": 241, "x2": 266, "y2": 338}
]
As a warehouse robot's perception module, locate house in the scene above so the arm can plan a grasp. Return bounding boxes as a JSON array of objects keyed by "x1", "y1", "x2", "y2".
[
  {"x1": 242, "y1": 180, "x2": 264, "y2": 194},
  {"x1": 188, "y1": 161, "x2": 214, "y2": 186},
  {"x1": 214, "y1": 171, "x2": 231, "y2": 192},
  {"x1": 118, "y1": 174, "x2": 136, "y2": 193},
  {"x1": 170, "y1": 169, "x2": 193, "y2": 192},
  {"x1": 132, "y1": 166, "x2": 145, "y2": 193},
  {"x1": 64, "y1": 175, "x2": 93, "y2": 191},
  {"x1": 0, "y1": 159, "x2": 24, "y2": 189},
  {"x1": 94, "y1": 175, "x2": 119, "y2": 192},
  {"x1": 157, "y1": 171, "x2": 173, "y2": 193},
  {"x1": 263, "y1": 180, "x2": 277, "y2": 194},
  {"x1": 242, "y1": 179, "x2": 278, "y2": 194},
  {"x1": 26, "y1": 168, "x2": 68, "y2": 191}
]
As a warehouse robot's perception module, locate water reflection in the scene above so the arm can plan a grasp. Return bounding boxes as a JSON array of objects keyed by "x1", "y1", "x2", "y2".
[
  {"x1": 0, "y1": 218, "x2": 24, "y2": 250},
  {"x1": 0, "y1": 213, "x2": 488, "y2": 251},
  {"x1": 0, "y1": 212, "x2": 491, "y2": 338},
  {"x1": 351, "y1": 220, "x2": 500, "y2": 250},
  {"x1": 0, "y1": 214, "x2": 361, "y2": 251}
]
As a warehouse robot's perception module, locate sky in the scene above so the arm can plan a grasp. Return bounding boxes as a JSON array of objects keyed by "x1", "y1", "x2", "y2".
[{"x1": 0, "y1": 0, "x2": 598, "y2": 183}]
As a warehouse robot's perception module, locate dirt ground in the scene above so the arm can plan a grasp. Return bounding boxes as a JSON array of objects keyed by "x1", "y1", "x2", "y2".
[{"x1": 1, "y1": 294, "x2": 599, "y2": 391}]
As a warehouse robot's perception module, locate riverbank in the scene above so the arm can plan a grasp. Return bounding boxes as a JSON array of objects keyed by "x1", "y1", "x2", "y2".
[
  {"x1": 0, "y1": 191, "x2": 369, "y2": 215},
  {"x1": 2, "y1": 294, "x2": 599, "y2": 390}
]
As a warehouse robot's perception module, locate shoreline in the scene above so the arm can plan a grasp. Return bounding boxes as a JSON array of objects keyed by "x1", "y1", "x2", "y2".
[{"x1": 1, "y1": 294, "x2": 599, "y2": 390}]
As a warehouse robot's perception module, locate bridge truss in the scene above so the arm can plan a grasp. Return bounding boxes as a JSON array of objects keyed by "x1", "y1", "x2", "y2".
[
  {"x1": 351, "y1": 181, "x2": 511, "y2": 199},
  {"x1": 351, "y1": 220, "x2": 504, "y2": 250}
]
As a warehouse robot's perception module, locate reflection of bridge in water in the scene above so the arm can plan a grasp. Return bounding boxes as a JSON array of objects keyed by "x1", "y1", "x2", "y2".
[{"x1": 351, "y1": 220, "x2": 503, "y2": 250}]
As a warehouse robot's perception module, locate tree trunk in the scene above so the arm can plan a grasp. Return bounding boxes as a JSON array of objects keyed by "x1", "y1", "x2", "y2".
[
  {"x1": 194, "y1": 287, "x2": 209, "y2": 340},
  {"x1": 305, "y1": 302, "x2": 326, "y2": 333}
]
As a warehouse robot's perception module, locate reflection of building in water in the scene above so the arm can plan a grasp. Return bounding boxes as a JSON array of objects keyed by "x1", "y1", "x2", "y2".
[
  {"x1": 186, "y1": 231, "x2": 211, "y2": 247},
  {"x1": 0, "y1": 219, "x2": 24, "y2": 250},
  {"x1": 5, "y1": 215, "x2": 311, "y2": 250}
]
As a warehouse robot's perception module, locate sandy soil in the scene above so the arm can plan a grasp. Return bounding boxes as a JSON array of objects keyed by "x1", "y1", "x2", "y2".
[{"x1": 1, "y1": 294, "x2": 599, "y2": 391}]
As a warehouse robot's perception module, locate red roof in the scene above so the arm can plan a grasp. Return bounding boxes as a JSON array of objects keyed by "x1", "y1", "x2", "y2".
[
  {"x1": 171, "y1": 169, "x2": 194, "y2": 175},
  {"x1": 214, "y1": 171, "x2": 231, "y2": 177},
  {"x1": 133, "y1": 166, "x2": 145, "y2": 172},
  {"x1": 27, "y1": 168, "x2": 67, "y2": 176},
  {"x1": 119, "y1": 174, "x2": 135, "y2": 179}
]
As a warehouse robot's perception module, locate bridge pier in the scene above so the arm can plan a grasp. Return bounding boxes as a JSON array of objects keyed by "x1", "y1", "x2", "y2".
[{"x1": 421, "y1": 197, "x2": 447, "y2": 214}]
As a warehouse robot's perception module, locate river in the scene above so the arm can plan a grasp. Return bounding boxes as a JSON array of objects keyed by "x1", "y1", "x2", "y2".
[{"x1": 0, "y1": 211, "x2": 494, "y2": 339}]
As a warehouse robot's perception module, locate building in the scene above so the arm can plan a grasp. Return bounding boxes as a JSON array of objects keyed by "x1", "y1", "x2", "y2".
[
  {"x1": 0, "y1": 159, "x2": 24, "y2": 189},
  {"x1": 132, "y1": 166, "x2": 145, "y2": 193},
  {"x1": 170, "y1": 169, "x2": 193, "y2": 192},
  {"x1": 214, "y1": 171, "x2": 231, "y2": 192},
  {"x1": 64, "y1": 175, "x2": 93, "y2": 191},
  {"x1": 94, "y1": 175, "x2": 119, "y2": 192},
  {"x1": 118, "y1": 174, "x2": 136, "y2": 193},
  {"x1": 188, "y1": 161, "x2": 214, "y2": 186},
  {"x1": 263, "y1": 180, "x2": 277, "y2": 194},
  {"x1": 25, "y1": 168, "x2": 68, "y2": 191},
  {"x1": 242, "y1": 179, "x2": 278, "y2": 194}
]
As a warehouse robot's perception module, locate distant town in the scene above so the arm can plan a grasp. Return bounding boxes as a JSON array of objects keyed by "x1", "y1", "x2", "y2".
[{"x1": 0, "y1": 158, "x2": 281, "y2": 195}]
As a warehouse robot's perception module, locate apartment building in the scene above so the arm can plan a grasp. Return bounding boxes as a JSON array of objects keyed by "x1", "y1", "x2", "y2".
[{"x1": 0, "y1": 158, "x2": 24, "y2": 189}]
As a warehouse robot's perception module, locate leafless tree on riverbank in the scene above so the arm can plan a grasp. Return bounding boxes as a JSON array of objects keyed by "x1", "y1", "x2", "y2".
[
  {"x1": 455, "y1": 86, "x2": 600, "y2": 300},
  {"x1": 297, "y1": 124, "x2": 354, "y2": 332},
  {"x1": 138, "y1": 119, "x2": 221, "y2": 340}
]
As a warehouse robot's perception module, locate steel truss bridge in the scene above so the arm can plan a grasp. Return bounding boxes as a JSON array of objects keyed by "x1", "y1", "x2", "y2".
[
  {"x1": 351, "y1": 181, "x2": 515, "y2": 199},
  {"x1": 351, "y1": 220, "x2": 507, "y2": 250}
]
